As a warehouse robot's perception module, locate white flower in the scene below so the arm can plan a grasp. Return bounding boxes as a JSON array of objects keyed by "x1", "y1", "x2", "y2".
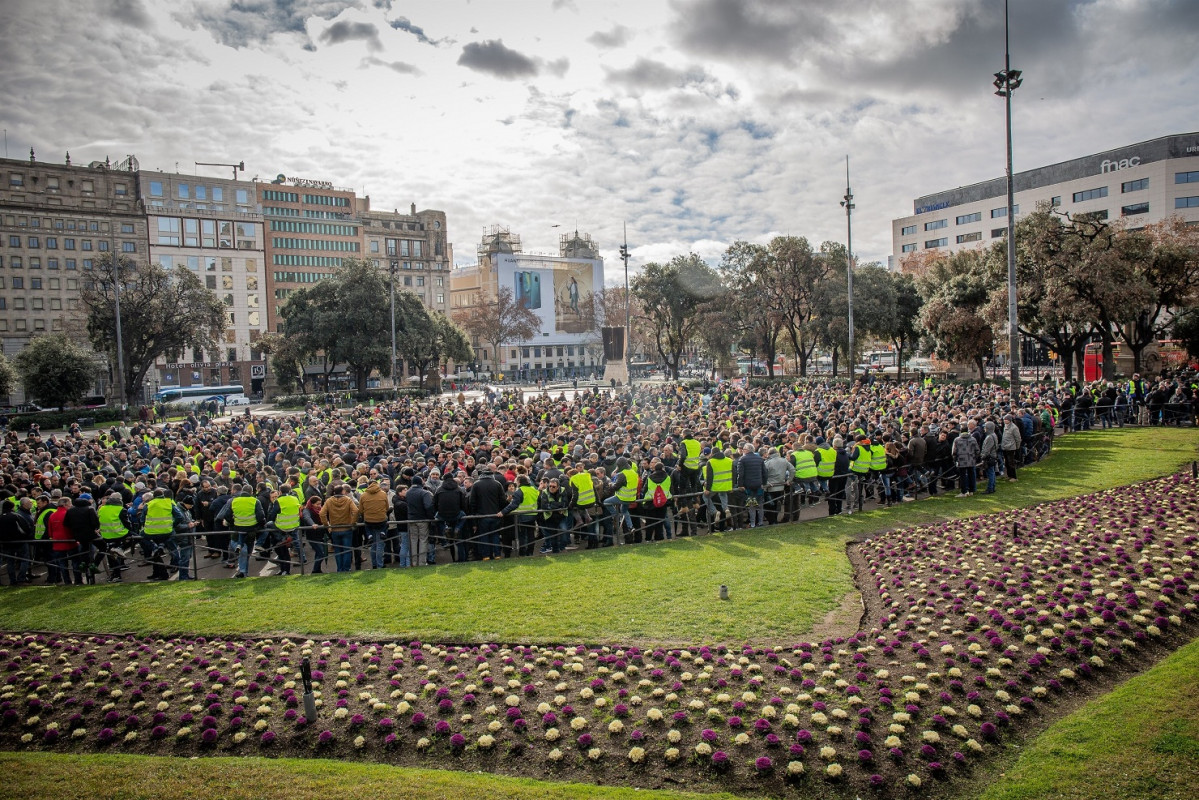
[
  {"x1": 416, "y1": 737, "x2": 431, "y2": 750},
  {"x1": 176, "y1": 727, "x2": 192, "y2": 739},
  {"x1": 628, "y1": 746, "x2": 646, "y2": 763},
  {"x1": 884, "y1": 735, "x2": 902, "y2": 748},
  {"x1": 664, "y1": 747, "x2": 681, "y2": 763},
  {"x1": 254, "y1": 720, "x2": 269, "y2": 731},
  {"x1": 547, "y1": 747, "x2": 563, "y2": 762},
  {"x1": 667, "y1": 729, "x2": 682, "y2": 743},
  {"x1": 124, "y1": 731, "x2": 138, "y2": 743},
  {"x1": 695, "y1": 742, "x2": 712, "y2": 756},
  {"x1": 787, "y1": 760, "x2": 804, "y2": 776},
  {"x1": 646, "y1": 708, "x2": 663, "y2": 722},
  {"x1": 19, "y1": 734, "x2": 32, "y2": 744},
  {"x1": 608, "y1": 720, "x2": 624, "y2": 735},
  {"x1": 545, "y1": 728, "x2": 560, "y2": 742},
  {"x1": 588, "y1": 747, "x2": 603, "y2": 761},
  {"x1": 820, "y1": 746, "x2": 837, "y2": 760},
  {"x1": 922, "y1": 731, "x2": 941, "y2": 744},
  {"x1": 233, "y1": 732, "x2": 247, "y2": 744},
  {"x1": 907, "y1": 774, "x2": 922, "y2": 787},
  {"x1": 570, "y1": 717, "x2": 588, "y2": 731},
  {"x1": 354, "y1": 735, "x2": 366, "y2": 749},
  {"x1": 825, "y1": 763, "x2": 843, "y2": 778}
]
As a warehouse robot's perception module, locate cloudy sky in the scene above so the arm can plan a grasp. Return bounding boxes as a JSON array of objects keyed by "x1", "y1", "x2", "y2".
[{"x1": 3, "y1": 0, "x2": 1198, "y2": 279}]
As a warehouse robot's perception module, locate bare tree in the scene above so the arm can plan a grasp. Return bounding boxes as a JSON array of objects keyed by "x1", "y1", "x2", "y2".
[{"x1": 453, "y1": 286, "x2": 541, "y2": 373}]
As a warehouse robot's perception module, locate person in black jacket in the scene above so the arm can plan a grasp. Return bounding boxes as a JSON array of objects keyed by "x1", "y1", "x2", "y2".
[
  {"x1": 826, "y1": 438, "x2": 851, "y2": 516},
  {"x1": 0, "y1": 499, "x2": 33, "y2": 585},
  {"x1": 64, "y1": 493, "x2": 101, "y2": 584},
  {"x1": 468, "y1": 465, "x2": 508, "y2": 560},
  {"x1": 432, "y1": 475, "x2": 469, "y2": 562}
]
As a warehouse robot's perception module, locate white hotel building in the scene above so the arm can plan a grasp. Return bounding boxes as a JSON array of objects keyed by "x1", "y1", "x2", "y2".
[{"x1": 892, "y1": 132, "x2": 1199, "y2": 265}]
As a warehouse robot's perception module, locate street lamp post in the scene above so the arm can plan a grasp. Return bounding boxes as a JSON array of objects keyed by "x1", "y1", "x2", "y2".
[
  {"x1": 109, "y1": 223, "x2": 127, "y2": 418},
  {"x1": 620, "y1": 222, "x2": 631, "y2": 381},
  {"x1": 840, "y1": 156, "x2": 855, "y2": 383},
  {"x1": 389, "y1": 260, "x2": 399, "y2": 395},
  {"x1": 994, "y1": 0, "x2": 1023, "y2": 390}
]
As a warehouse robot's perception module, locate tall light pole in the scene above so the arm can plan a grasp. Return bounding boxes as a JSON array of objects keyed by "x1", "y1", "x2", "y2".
[
  {"x1": 840, "y1": 156, "x2": 855, "y2": 382},
  {"x1": 619, "y1": 223, "x2": 631, "y2": 379},
  {"x1": 389, "y1": 260, "x2": 399, "y2": 394},
  {"x1": 994, "y1": 0, "x2": 1023, "y2": 390},
  {"x1": 109, "y1": 217, "x2": 127, "y2": 415}
]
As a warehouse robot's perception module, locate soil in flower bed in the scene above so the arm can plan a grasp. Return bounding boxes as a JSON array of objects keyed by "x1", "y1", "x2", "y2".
[{"x1": 1, "y1": 473, "x2": 1197, "y2": 798}]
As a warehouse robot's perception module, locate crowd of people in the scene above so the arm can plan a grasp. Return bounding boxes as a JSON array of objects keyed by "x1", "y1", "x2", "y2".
[{"x1": 0, "y1": 369, "x2": 1195, "y2": 586}]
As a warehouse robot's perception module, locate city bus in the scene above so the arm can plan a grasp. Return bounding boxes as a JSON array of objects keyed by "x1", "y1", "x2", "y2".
[{"x1": 154, "y1": 384, "x2": 246, "y2": 405}]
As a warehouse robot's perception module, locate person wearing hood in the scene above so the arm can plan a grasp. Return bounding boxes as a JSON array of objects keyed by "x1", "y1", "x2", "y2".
[
  {"x1": 64, "y1": 492, "x2": 100, "y2": 584},
  {"x1": 432, "y1": 475, "x2": 468, "y2": 562},
  {"x1": 358, "y1": 478, "x2": 391, "y2": 569},
  {"x1": 980, "y1": 420, "x2": 1000, "y2": 494}
]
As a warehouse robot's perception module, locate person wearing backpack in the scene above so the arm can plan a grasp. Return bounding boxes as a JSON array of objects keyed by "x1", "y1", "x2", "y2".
[{"x1": 638, "y1": 459, "x2": 672, "y2": 542}]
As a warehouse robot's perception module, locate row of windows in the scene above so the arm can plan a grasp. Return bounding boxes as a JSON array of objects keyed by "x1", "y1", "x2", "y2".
[
  {"x1": 925, "y1": 238, "x2": 948, "y2": 249},
  {"x1": 0, "y1": 318, "x2": 66, "y2": 333},
  {"x1": 0, "y1": 276, "x2": 78, "y2": 291},
  {"x1": 956, "y1": 212, "x2": 982, "y2": 225},
  {"x1": 1179, "y1": 196, "x2": 1199, "y2": 209},
  {"x1": 1122, "y1": 178, "x2": 1149, "y2": 193},
  {"x1": 4, "y1": 235, "x2": 126, "y2": 251},
  {"x1": 517, "y1": 345, "x2": 587, "y2": 358},
  {"x1": 262, "y1": 206, "x2": 300, "y2": 217},
  {"x1": 8, "y1": 174, "x2": 120, "y2": 195},
  {"x1": 375, "y1": 238, "x2": 424, "y2": 257},
  {"x1": 3, "y1": 216, "x2": 107, "y2": 231},
  {"x1": 956, "y1": 232, "x2": 982, "y2": 243},
  {"x1": 146, "y1": 181, "x2": 252, "y2": 205},
  {"x1": 1073, "y1": 186, "x2": 1108, "y2": 202},
  {"x1": 924, "y1": 219, "x2": 947, "y2": 231},
  {"x1": 991, "y1": 205, "x2": 1019, "y2": 218},
  {"x1": 0, "y1": 295, "x2": 75, "y2": 310},
  {"x1": 270, "y1": 237, "x2": 360, "y2": 252},
  {"x1": 369, "y1": 259, "x2": 442, "y2": 271},
  {"x1": 302, "y1": 194, "x2": 350, "y2": 207},
  {"x1": 272, "y1": 271, "x2": 333, "y2": 284},
  {"x1": 0, "y1": 257, "x2": 92, "y2": 270},
  {"x1": 269, "y1": 220, "x2": 358, "y2": 236},
  {"x1": 156, "y1": 255, "x2": 258, "y2": 273},
  {"x1": 271, "y1": 255, "x2": 346, "y2": 267},
  {"x1": 1177, "y1": 171, "x2": 1199, "y2": 184},
  {"x1": 154, "y1": 217, "x2": 258, "y2": 248},
  {"x1": 262, "y1": 190, "x2": 299, "y2": 203}
]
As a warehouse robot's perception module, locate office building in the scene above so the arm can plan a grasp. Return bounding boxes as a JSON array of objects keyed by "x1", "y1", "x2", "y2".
[
  {"x1": 0, "y1": 152, "x2": 147, "y2": 402},
  {"x1": 141, "y1": 169, "x2": 268, "y2": 395},
  {"x1": 892, "y1": 132, "x2": 1199, "y2": 267}
]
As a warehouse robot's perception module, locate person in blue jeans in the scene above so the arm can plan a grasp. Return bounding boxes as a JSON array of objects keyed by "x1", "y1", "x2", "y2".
[
  {"x1": 980, "y1": 421, "x2": 1000, "y2": 494},
  {"x1": 319, "y1": 484, "x2": 359, "y2": 573}
]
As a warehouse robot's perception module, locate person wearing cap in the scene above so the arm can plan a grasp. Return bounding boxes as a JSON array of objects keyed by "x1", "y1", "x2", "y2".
[
  {"x1": 64, "y1": 492, "x2": 101, "y2": 584},
  {"x1": 96, "y1": 493, "x2": 133, "y2": 582}
]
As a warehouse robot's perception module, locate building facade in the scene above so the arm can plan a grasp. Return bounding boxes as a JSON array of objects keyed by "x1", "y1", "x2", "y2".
[
  {"x1": 259, "y1": 176, "x2": 360, "y2": 333},
  {"x1": 360, "y1": 202, "x2": 453, "y2": 318},
  {"x1": 141, "y1": 170, "x2": 267, "y2": 395},
  {"x1": 451, "y1": 227, "x2": 605, "y2": 380},
  {"x1": 892, "y1": 132, "x2": 1199, "y2": 266},
  {"x1": 0, "y1": 152, "x2": 147, "y2": 402}
]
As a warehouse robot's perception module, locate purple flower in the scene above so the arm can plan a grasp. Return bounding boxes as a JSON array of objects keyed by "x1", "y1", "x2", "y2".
[
  {"x1": 755, "y1": 756, "x2": 774, "y2": 772},
  {"x1": 701, "y1": 728, "x2": 718, "y2": 742},
  {"x1": 980, "y1": 722, "x2": 998, "y2": 740},
  {"x1": 711, "y1": 750, "x2": 729, "y2": 768},
  {"x1": 754, "y1": 718, "x2": 772, "y2": 734},
  {"x1": 629, "y1": 729, "x2": 644, "y2": 742},
  {"x1": 578, "y1": 733, "x2": 593, "y2": 747},
  {"x1": 858, "y1": 749, "x2": 873, "y2": 762},
  {"x1": 317, "y1": 730, "x2": 334, "y2": 744},
  {"x1": 350, "y1": 714, "x2": 366, "y2": 727},
  {"x1": 434, "y1": 720, "x2": 451, "y2": 735},
  {"x1": 378, "y1": 718, "x2": 395, "y2": 730},
  {"x1": 43, "y1": 728, "x2": 60, "y2": 743},
  {"x1": 765, "y1": 733, "x2": 780, "y2": 747},
  {"x1": 789, "y1": 743, "x2": 804, "y2": 756},
  {"x1": 262, "y1": 730, "x2": 277, "y2": 745},
  {"x1": 150, "y1": 726, "x2": 168, "y2": 739},
  {"x1": 410, "y1": 712, "x2": 427, "y2": 728},
  {"x1": 728, "y1": 716, "x2": 743, "y2": 729},
  {"x1": 796, "y1": 729, "x2": 813, "y2": 743},
  {"x1": 450, "y1": 733, "x2": 467, "y2": 749},
  {"x1": 201, "y1": 728, "x2": 219, "y2": 744},
  {"x1": 98, "y1": 728, "x2": 116, "y2": 742},
  {"x1": 384, "y1": 732, "x2": 398, "y2": 747}
]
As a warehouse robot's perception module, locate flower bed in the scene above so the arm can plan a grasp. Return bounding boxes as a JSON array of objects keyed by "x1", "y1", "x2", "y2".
[{"x1": 1, "y1": 474, "x2": 1196, "y2": 796}]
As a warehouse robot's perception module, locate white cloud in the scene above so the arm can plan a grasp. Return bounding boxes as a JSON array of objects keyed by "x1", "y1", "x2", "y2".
[{"x1": 0, "y1": 0, "x2": 1196, "y2": 270}]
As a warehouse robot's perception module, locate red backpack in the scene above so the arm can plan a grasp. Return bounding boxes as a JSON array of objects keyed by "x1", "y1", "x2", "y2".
[{"x1": 652, "y1": 484, "x2": 668, "y2": 508}]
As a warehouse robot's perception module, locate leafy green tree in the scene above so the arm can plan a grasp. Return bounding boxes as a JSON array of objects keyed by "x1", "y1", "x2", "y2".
[
  {"x1": 771, "y1": 236, "x2": 831, "y2": 376},
  {"x1": 1172, "y1": 307, "x2": 1199, "y2": 360},
  {"x1": 632, "y1": 254, "x2": 721, "y2": 380},
  {"x1": 917, "y1": 249, "x2": 995, "y2": 378},
  {"x1": 880, "y1": 272, "x2": 923, "y2": 381},
  {"x1": 1118, "y1": 217, "x2": 1199, "y2": 374},
  {"x1": 397, "y1": 300, "x2": 474, "y2": 390},
  {"x1": 719, "y1": 241, "x2": 784, "y2": 376},
  {"x1": 81, "y1": 254, "x2": 226, "y2": 404},
  {"x1": 13, "y1": 334, "x2": 98, "y2": 408},
  {"x1": 0, "y1": 352, "x2": 15, "y2": 400}
]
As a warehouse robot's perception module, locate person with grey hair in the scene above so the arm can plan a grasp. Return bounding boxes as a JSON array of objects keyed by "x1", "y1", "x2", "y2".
[
  {"x1": 737, "y1": 443, "x2": 766, "y2": 528},
  {"x1": 763, "y1": 446, "x2": 791, "y2": 526},
  {"x1": 951, "y1": 428, "x2": 980, "y2": 497},
  {"x1": 980, "y1": 421, "x2": 999, "y2": 494}
]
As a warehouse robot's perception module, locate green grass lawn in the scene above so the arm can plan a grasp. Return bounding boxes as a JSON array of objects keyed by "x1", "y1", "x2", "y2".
[
  {"x1": 0, "y1": 427, "x2": 1196, "y2": 646},
  {"x1": 0, "y1": 752, "x2": 758, "y2": 800},
  {"x1": 976, "y1": 634, "x2": 1199, "y2": 800}
]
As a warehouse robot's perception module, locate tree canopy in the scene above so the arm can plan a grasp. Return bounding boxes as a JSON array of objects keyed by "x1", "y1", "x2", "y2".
[{"x1": 13, "y1": 334, "x2": 98, "y2": 409}]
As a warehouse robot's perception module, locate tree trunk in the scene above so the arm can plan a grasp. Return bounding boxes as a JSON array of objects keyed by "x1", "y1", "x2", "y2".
[
  {"x1": 1101, "y1": 334, "x2": 1116, "y2": 381},
  {"x1": 895, "y1": 341, "x2": 904, "y2": 383},
  {"x1": 830, "y1": 346, "x2": 839, "y2": 379},
  {"x1": 1129, "y1": 342, "x2": 1146, "y2": 376}
]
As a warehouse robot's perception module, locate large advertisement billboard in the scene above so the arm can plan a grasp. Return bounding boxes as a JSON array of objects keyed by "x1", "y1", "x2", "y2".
[{"x1": 496, "y1": 255, "x2": 601, "y2": 343}]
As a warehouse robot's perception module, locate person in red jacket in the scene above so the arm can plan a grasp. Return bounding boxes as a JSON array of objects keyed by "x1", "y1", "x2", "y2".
[{"x1": 46, "y1": 497, "x2": 80, "y2": 585}]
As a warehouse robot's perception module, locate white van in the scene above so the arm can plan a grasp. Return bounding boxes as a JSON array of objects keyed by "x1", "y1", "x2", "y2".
[{"x1": 224, "y1": 394, "x2": 252, "y2": 407}]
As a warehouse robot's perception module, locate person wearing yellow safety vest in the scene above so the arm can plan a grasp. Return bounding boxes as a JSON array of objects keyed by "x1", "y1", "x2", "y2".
[
  {"x1": 537, "y1": 476, "x2": 571, "y2": 554},
  {"x1": 31, "y1": 495, "x2": 55, "y2": 583},
  {"x1": 139, "y1": 489, "x2": 188, "y2": 581},
  {"x1": 637, "y1": 459, "x2": 672, "y2": 542},
  {"x1": 501, "y1": 474, "x2": 541, "y2": 557},
  {"x1": 868, "y1": 435, "x2": 889, "y2": 506},
  {"x1": 703, "y1": 447, "x2": 734, "y2": 531},
  {"x1": 601, "y1": 457, "x2": 638, "y2": 544},
  {"x1": 814, "y1": 436, "x2": 837, "y2": 496},
  {"x1": 567, "y1": 466, "x2": 599, "y2": 548},
  {"x1": 96, "y1": 493, "x2": 133, "y2": 582},
  {"x1": 214, "y1": 484, "x2": 265, "y2": 579},
  {"x1": 265, "y1": 483, "x2": 306, "y2": 576},
  {"x1": 846, "y1": 434, "x2": 872, "y2": 515},
  {"x1": 789, "y1": 442, "x2": 820, "y2": 509}
]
